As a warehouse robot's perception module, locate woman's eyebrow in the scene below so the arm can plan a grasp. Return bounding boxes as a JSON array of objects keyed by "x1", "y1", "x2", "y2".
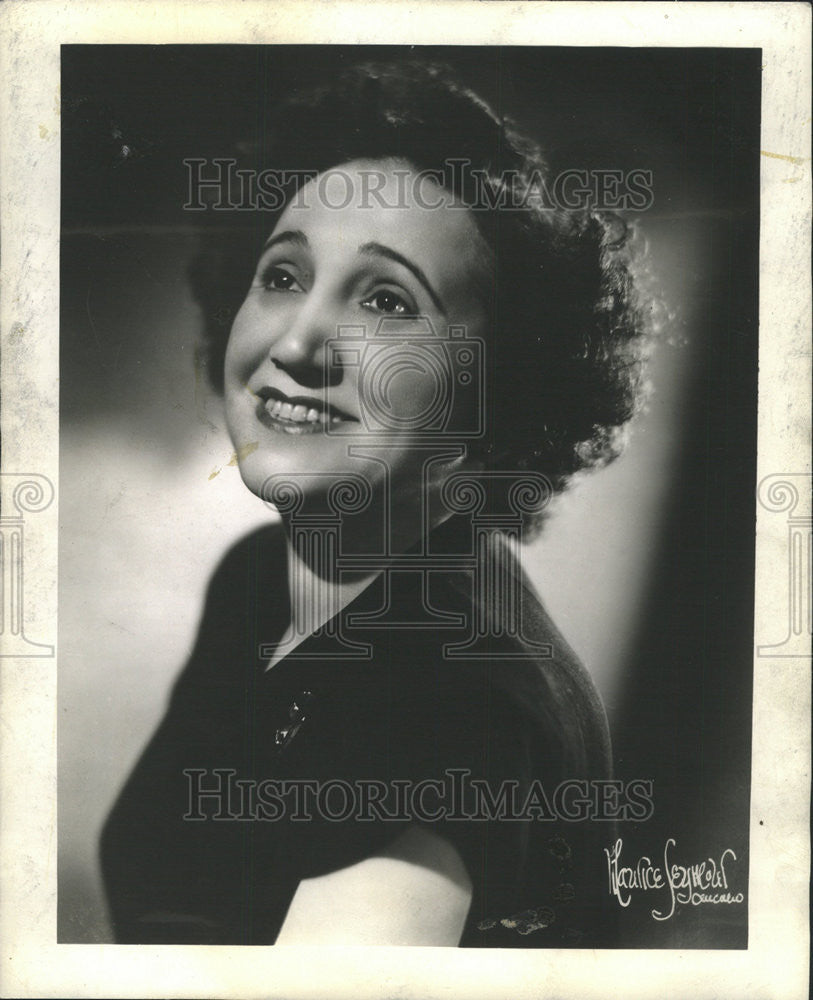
[
  {"x1": 358, "y1": 241, "x2": 446, "y2": 315},
  {"x1": 262, "y1": 229, "x2": 310, "y2": 252}
]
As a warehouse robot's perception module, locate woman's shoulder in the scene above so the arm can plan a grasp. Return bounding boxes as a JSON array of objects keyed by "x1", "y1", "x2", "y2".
[
  {"x1": 171, "y1": 522, "x2": 289, "y2": 689},
  {"x1": 410, "y1": 524, "x2": 612, "y2": 780},
  {"x1": 206, "y1": 521, "x2": 287, "y2": 589}
]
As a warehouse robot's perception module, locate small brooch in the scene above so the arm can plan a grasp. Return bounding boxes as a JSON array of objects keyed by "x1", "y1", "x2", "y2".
[{"x1": 274, "y1": 690, "x2": 315, "y2": 752}]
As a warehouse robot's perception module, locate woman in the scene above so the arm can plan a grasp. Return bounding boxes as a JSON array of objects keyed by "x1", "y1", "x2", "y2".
[{"x1": 101, "y1": 60, "x2": 651, "y2": 947}]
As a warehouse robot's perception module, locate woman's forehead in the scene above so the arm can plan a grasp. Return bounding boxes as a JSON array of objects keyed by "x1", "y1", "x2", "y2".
[{"x1": 271, "y1": 159, "x2": 486, "y2": 262}]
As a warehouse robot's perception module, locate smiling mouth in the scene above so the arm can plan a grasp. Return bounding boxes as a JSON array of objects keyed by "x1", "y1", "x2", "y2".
[{"x1": 254, "y1": 387, "x2": 358, "y2": 433}]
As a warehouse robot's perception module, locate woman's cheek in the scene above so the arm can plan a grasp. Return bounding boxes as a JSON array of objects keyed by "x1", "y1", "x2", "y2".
[
  {"x1": 357, "y1": 360, "x2": 447, "y2": 430},
  {"x1": 225, "y1": 307, "x2": 264, "y2": 383}
]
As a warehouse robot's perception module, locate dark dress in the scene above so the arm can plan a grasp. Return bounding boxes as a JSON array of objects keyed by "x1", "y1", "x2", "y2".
[{"x1": 101, "y1": 515, "x2": 617, "y2": 946}]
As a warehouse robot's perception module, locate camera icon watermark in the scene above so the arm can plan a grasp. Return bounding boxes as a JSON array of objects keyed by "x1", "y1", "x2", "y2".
[{"x1": 325, "y1": 316, "x2": 486, "y2": 438}]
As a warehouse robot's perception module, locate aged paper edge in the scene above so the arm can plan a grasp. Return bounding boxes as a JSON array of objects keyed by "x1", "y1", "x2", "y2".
[{"x1": 0, "y1": 2, "x2": 810, "y2": 998}]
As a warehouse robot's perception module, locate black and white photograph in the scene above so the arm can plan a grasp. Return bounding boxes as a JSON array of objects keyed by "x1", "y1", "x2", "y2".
[
  {"x1": 0, "y1": 3, "x2": 810, "y2": 998},
  {"x1": 58, "y1": 41, "x2": 758, "y2": 950}
]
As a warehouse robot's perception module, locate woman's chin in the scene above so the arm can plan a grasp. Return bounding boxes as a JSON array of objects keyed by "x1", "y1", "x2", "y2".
[{"x1": 232, "y1": 450, "x2": 373, "y2": 509}]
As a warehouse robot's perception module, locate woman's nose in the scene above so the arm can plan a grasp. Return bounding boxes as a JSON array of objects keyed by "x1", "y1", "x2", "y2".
[{"x1": 268, "y1": 295, "x2": 343, "y2": 389}]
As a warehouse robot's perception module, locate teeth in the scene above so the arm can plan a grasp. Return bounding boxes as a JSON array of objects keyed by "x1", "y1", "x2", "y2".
[{"x1": 263, "y1": 396, "x2": 344, "y2": 425}]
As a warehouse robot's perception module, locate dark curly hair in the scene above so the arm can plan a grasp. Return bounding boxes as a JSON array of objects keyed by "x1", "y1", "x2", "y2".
[{"x1": 190, "y1": 60, "x2": 655, "y2": 534}]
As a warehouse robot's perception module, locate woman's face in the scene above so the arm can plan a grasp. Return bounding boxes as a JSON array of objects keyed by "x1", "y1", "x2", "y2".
[{"x1": 224, "y1": 159, "x2": 491, "y2": 515}]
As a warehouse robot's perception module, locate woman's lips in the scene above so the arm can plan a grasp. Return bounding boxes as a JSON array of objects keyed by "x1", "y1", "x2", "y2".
[
  {"x1": 265, "y1": 397, "x2": 343, "y2": 426},
  {"x1": 254, "y1": 386, "x2": 358, "y2": 434}
]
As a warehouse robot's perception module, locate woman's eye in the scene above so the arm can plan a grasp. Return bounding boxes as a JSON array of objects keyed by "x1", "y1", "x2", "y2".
[
  {"x1": 260, "y1": 265, "x2": 302, "y2": 292},
  {"x1": 362, "y1": 289, "x2": 415, "y2": 316}
]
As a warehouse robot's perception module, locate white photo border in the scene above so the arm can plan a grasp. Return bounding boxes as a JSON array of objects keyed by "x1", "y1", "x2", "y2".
[{"x1": 0, "y1": 2, "x2": 810, "y2": 998}]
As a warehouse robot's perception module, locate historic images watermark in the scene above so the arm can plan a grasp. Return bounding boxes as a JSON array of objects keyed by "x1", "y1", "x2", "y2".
[
  {"x1": 182, "y1": 769, "x2": 655, "y2": 823},
  {"x1": 255, "y1": 313, "x2": 555, "y2": 661},
  {"x1": 183, "y1": 159, "x2": 655, "y2": 214},
  {"x1": 323, "y1": 317, "x2": 485, "y2": 438},
  {"x1": 756, "y1": 473, "x2": 812, "y2": 658},
  {"x1": 0, "y1": 473, "x2": 54, "y2": 658}
]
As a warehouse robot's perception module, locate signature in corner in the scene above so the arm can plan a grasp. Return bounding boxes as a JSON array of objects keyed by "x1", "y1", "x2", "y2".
[{"x1": 604, "y1": 837, "x2": 744, "y2": 921}]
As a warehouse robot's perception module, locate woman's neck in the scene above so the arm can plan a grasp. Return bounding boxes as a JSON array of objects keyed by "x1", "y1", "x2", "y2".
[
  {"x1": 264, "y1": 528, "x2": 382, "y2": 671},
  {"x1": 264, "y1": 504, "x2": 460, "y2": 671}
]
